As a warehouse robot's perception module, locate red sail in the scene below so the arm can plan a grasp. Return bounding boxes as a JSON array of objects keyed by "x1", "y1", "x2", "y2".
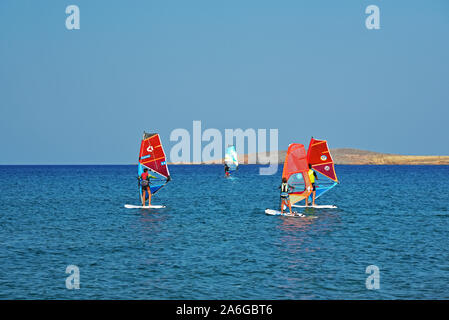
[
  {"x1": 307, "y1": 138, "x2": 338, "y2": 182},
  {"x1": 282, "y1": 143, "x2": 309, "y2": 178},
  {"x1": 139, "y1": 133, "x2": 170, "y2": 178},
  {"x1": 282, "y1": 143, "x2": 312, "y2": 205}
]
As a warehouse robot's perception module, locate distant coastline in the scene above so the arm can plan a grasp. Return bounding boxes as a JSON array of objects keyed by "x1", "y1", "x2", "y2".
[{"x1": 168, "y1": 148, "x2": 449, "y2": 165}]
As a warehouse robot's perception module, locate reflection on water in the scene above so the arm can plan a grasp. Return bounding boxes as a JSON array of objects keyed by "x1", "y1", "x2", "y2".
[
  {"x1": 138, "y1": 209, "x2": 169, "y2": 231},
  {"x1": 278, "y1": 211, "x2": 341, "y2": 247},
  {"x1": 275, "y1": 210, "x2": 343, "y2": 297}
]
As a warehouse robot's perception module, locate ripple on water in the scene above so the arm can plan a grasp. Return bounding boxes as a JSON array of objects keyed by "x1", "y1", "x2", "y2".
[{"x1": 0, "y1": 165, "x2": 449, "y2": 299}]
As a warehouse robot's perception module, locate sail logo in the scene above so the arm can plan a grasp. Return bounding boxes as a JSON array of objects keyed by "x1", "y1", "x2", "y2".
[
  {"x1": 324, "y1": 166, "x2": 330, "y2": 171},
  {"x1": 321, "y1": 155, "x2": 327, "y2": 161},
  {"x1": 147, "y1": 145, "x2": 153, "y2": 153}
]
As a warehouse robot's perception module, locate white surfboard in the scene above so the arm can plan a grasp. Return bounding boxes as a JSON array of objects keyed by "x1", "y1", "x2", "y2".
[
  {"x1": 292, "y1": 204, "x2": 337, "y2": 209},
  {"x1": 265, "y1": 209, "x2": 305, "y2": 217},
  {"x1": 124, "y1": 204, "x2": 166, "y2": 209}
]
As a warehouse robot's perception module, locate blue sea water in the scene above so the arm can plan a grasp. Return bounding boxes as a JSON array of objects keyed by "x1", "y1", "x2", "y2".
[{"x1": 0, "y1": 164, "x2": 448, "y2": 299}]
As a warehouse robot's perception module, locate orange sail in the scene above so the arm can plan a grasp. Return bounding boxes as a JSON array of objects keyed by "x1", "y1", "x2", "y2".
[
  {"x1": 282, "y1": 144, "x2": 312, "y2": 205},
  {"x1": 307, "y1": 138, "x2": 338, "y2": 182}
]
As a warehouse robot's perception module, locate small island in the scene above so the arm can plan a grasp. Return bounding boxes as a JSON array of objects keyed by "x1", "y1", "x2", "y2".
[{"x1": 169, "y1": 148, "x2": 449, "y2": 165}]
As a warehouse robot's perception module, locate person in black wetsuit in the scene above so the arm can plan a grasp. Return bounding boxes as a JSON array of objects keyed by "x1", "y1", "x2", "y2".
[
  {"x1": 279, "y1": 177, "x2": 293, "y2": 214},
  {"x1": 224, "y1": 164, "x2": 230, "y2": 177}
]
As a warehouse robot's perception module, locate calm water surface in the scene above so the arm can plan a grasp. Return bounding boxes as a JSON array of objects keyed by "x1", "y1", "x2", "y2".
[{"x1": 0, "y1": 165, "x2": 448, "y2": 299}]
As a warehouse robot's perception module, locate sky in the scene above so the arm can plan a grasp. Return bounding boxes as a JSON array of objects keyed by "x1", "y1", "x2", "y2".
[{"x1": 0, "y1": 0, "x2": 448, "y2": 164}]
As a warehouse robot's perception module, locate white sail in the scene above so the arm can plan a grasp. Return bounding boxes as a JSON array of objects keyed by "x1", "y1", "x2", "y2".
[{"x1": 224, "y1": 145, "x2": 238, "y2": 171}]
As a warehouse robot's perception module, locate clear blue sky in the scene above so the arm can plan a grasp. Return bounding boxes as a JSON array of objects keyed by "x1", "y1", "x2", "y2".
[{"x1": 1, "y1": 0, "x2": 448, "y2": 164}]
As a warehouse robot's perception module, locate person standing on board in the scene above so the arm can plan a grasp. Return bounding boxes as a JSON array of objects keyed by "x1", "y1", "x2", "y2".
[
  {"x1": 224, "y1": 164, "x2": 230, "y2": 177},
  {"x1": 280, "y1": 177, "x2": 293, "y2": 215},
  {"x1": 306, "y1": 164, "x2": 318, "y2": 207},
  {"x1": 140, "y1": 168, "x2": 155, "y2": 206}
]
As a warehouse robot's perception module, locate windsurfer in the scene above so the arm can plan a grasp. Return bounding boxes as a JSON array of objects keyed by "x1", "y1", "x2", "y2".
[
  {"x1": 224, "y1": 164, "x2": 230, "y2": 177},
  {"x1": 140, "y1": 168, "x2": 155, "y2": 206},
  {"x1": 306, "y1": 164, "x2": 318, "y2": 206},
  {"x1": 280, "y1": 177, "x2": 293, "y2": 214}
]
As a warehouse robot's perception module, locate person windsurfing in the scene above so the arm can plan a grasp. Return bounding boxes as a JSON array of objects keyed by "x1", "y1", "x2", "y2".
[
  {"x1": 224, "y1": 163, "x2": 230, "y2": 177},
  {"x1": 305, "y1": 164, "x2": 318, "y2": 206},
  {"x1": 279, "y1": 177, "x2": 293, "y2": 215},
  {"x1": 139, "y1": 168, "x2": 156, "y2": 206}
]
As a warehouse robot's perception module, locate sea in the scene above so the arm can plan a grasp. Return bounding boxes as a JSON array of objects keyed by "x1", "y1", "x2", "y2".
[{"x1": 0, "y1": 164, "x2": 448, "y2": 299}]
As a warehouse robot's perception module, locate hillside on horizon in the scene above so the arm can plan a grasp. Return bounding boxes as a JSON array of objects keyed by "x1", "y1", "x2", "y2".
[{"x1": 169, "y1": 148, "x2": 449, "y2": 165}]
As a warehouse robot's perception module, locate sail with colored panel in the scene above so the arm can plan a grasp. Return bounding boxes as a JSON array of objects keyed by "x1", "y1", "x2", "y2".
[
  {"x1": 307, "y1": 138, "x2": 338, "y2": 182},
  {"x1": 139, "y1": 132, "x2": 170, "y2": 178},
  {"x1": 282, "y1": 143, "x2": 312, "y2": 205},
  {"x1": 306, "y1": 137, "x2": 338, "y2": 201},
  {"x1": 138, "y1": 132, "x2": 171, "y2": 196},
  {"x1": 224, "y1": 145, "x2": 238, "y2": 171}
]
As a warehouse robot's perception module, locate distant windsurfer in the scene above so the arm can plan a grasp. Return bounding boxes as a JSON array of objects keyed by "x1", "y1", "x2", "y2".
[
  {"x1": 306, "y1": 164, "x2": 318, "y2": 206},
  {"x1": 139, "y1": 168, "x2": 156, "y2": 206},
  {"x1": 224, "y1": 164, "x2": 230, "y2": 177},
  {"x1": 280, "y1": 177, "x2": 293, "y2": 215}
]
